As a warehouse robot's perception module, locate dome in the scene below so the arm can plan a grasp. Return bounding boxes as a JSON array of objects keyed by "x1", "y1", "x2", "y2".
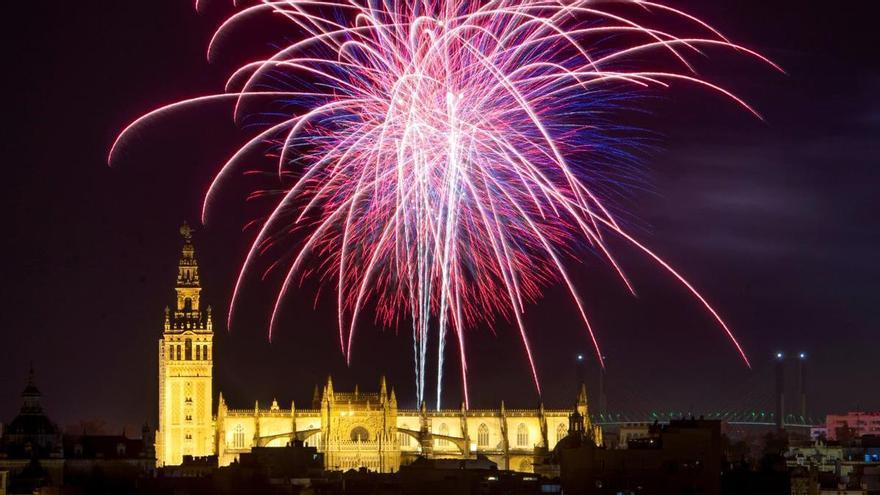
[
  {"x1": 6, "y1": 412, "x2": 59, "y2": 436},
  {"x1": 1, "y1": 365, "x2": 62, "y2": 459}
]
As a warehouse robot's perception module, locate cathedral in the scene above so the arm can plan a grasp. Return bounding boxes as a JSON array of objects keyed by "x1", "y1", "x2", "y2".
[{"x1": 157, "y1": 224, "x2": 601, "y2": 472}]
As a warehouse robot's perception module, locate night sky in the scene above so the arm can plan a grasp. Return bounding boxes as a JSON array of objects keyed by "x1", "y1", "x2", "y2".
[{"x1": 1, "y1": 1, "x2": 877, "y2": 433}]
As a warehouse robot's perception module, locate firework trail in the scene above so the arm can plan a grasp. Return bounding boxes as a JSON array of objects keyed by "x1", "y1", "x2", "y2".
[{"x1": 111, "y1": 0, "x2": 778, "y2": 409}]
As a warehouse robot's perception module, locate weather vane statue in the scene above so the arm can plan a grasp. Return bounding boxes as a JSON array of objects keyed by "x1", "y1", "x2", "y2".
[{"x1": 110, "y1": 0, "x2": 777, "y2": 409}]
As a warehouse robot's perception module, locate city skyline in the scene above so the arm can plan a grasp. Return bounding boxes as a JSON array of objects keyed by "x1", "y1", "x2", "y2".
[{"x1": 2, "y1": 0, "x2": 879, "y2": 436}]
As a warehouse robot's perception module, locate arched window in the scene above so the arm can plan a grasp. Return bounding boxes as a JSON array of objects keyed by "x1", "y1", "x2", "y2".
[
  {"x1": 233, "y1": 424, "x2": 245, "y2": 448},
  {"x1": 203, "y1": 345, "x2": 209, "y2": 360},
  {"x1": 185, "y1": 339, "x2": 192, "y2": 360},
  {"x1": 196, "y1": 345, "x2": 201, "y2": 360},
  {"x1": 437, "y1": 423, "x2": 448, "y2": 446},
  {"x1": 176, "y1": 345, "x2": 181, "y2": 361},
  {"x1": 556, "y1": 423, "x2": 567, "y2": 445},
  {"x1": 398, "y1": 425, "x2": 410, "y2": 447},
  {"x1": 184, "y1": 297, "x2": 193, "y2": 311},
  {"x1": 168, "y1": 344, "x2": 174, "y2": 360},
  {"x1": 516, "y1": 424, "x2": 529, "y2": 447},
  {"x1": 477, "y1": 424, "x2": 490, "y2": 447},
  {"x1": 351, "y1": 426, "x2": 369, "y2": 442},
  {"x1": 305, "y1": 425, "x2": 320, "y2": 448}
]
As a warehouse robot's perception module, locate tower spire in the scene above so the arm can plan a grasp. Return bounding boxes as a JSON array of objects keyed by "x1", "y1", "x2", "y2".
[
  {"x1": 175, "y1": 222, "x2": 201, "y2": 309},
  {"x1": 21, "y1": 362, "x2": 43, "y2": 414},
  {"x1": 179, "y1": 222, "x2": 196, "y2": 272},
  {"x1": 576, "y1": 383, "x2": 589, "y2": 417}
]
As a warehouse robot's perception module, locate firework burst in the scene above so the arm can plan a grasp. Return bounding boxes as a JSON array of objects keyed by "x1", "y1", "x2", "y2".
[{"x1": 111, "y1": 0, "x2": 778, "y2": 408}]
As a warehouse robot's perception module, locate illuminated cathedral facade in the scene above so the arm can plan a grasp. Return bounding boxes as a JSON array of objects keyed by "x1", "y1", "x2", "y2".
[{"x1": 157, "y1": 224, "x2": 601, "y2": 472}]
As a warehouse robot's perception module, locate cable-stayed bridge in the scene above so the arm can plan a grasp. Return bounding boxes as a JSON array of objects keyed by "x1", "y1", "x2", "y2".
[
  {"x1": 587, "y1": 353, "x2": 821, "y2": 430},
  {"x1": 591, "y1": 411, "x2": 819, "y2": 429}
]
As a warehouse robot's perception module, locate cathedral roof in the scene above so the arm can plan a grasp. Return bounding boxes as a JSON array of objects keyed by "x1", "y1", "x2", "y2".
[{"x1": 63, "y1": 434, "x2": 149, "y2": 459}]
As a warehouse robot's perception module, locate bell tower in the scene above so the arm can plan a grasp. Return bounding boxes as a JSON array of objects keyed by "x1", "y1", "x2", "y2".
[{"x1": 157, "y1": 222, "x2": 214, "y2": 466}]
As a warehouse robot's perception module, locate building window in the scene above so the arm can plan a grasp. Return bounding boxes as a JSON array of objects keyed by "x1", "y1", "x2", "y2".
[
  {"x1": 304, "y1": 425, "x2": 320, "y2": 448},
  {"x1": 176, "y1": 345, "x2": 181, "y2": 361},
  {"x1": 203, "y1": 345, "x2": 209, "y2": 360},
  {"x1": 196, "y1": 346, "x2": 201, "y2": 360},
  {"x1": 557, "y1": 423, "x2": 567, "y2": 444},
  {"x1": 351, "y1": 426, "x2": 369, "y2": 442},
  {"x1": 233, "y1": 425, "x2": 245, "y2": 448},
  {"x1": 399, "y1": 425, "x2": 410, "y2": 447},
  {"x1": 478, "y1": 423, "x2": 489, "y2": 447},
  {"x1": 438, "y1": 423, "x2": 449, "y2": 446},
  {"x1": 185, "y1": 339, "x2": 192, "y2": 360},
  {"x1": 516, "y1": 424, "x2": 529, "y2": 447}
]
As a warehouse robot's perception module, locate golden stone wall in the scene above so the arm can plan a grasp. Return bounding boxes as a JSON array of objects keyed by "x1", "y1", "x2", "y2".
[
  {"x1": 215, "y1": 378, "x2": 598, "y2": 474},
  {"x1": 155, "y1": 223, "x2": 599, "y2": 472}
]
